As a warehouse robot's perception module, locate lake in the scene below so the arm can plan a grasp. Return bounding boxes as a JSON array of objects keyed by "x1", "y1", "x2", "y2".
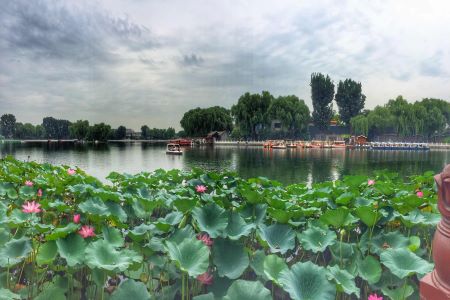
[{"x1": 1, "y1": 141, "x2": 449, "y2": 185}]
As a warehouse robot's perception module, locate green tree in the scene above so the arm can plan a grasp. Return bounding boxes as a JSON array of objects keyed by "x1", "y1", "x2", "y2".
[
  {"x1": 87, "y1": 123, "x2": 112, "y2": 142},
  {"x1": 181, "y1": 106, "x2": 233, "y2": 137},
  {"x1": 335, "y1": 79, "x2": 366, "y2": 124},
  {"x1": 0, "y1": 114, "x2": 16, "y2": 138},
  {"x1": 266, "y1": 95, "x2": 310, "y2": 138},
  {"x1": 310, "y1": 73, "x2": 334, "y2": 131},
  {"x1": 231, "y1": 91, "x2": 273, "y2": 139},
  {"x1": 141, "y1": 125, "x2": 150, "y2": 139},
  {"x1": 69, "y1": 120, "x2": 90, "y2": 140},
  {"x1": 42, "y1": 117, "x2": 71, "y2": 139},
  {"x1": 350, "y1": 115, "x2": 368, "y2": 136},
  {"x1": 14, "y1": 123, "x2": 36, "y2": 139},
  {"x1": 116, "y1": 126, "x2": 127, "y2": 139}
]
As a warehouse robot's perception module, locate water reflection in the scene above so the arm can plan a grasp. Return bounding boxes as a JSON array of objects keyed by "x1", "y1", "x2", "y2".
[{"x1": 0, "y1": 142, "x2": 448, "y2": 185}]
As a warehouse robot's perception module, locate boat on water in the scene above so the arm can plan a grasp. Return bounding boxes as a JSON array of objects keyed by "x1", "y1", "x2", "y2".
[
  {"x1": 169, "y1": 139, "x2": 192, "y2": 146},
  {"x1": 332, "y1": 141, "x2": 346, "y2": 148},
  {"x1": 272, "y1": 141, "x2": 287, "y2": 149},
  {"x1": 263, "y1": 140, "x2": 273, "y2": 148},
  {"x1": 166, "y1": 143, "x2": 183, "y2": 155},
  {"x1": 286, "y1": 140, "x2": 297, "y2": 148},
  {"x1": 310, "y1": 140, "x2": 322, "y2": 148},
  {"x1": 370, "y1": 142, "x2": 430, "y2": 151}
]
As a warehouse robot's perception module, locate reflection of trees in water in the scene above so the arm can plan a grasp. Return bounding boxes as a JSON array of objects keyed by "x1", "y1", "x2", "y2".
[
  {"x1": 182, "y1": 146, "x2": 235, "y2": 172},
  {"x1": 342, "y1": 150, "x2": 448, "y2": 179}
]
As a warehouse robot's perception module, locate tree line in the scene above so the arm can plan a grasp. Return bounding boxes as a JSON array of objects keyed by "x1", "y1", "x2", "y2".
[
  {"x1": 0, "y1": 115, "x2": 176, "y2": 141},
  {"x1": 350, "y1": 96, "x2": 450, "y2": 138},
  {"x1": 179, "y1": 73, "x2": 367, "y2": 139}
]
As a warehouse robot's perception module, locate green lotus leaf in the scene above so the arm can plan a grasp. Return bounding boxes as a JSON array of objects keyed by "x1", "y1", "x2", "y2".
[
  {"x1": 329, "y1": 242, "x2": 357, "y2": 260},
  {"x1": 193, "y1": 293, "x2": 215, "y2": 300},
  {"x1": 79, "y1": 198, "x2": 127, "y2": 222},
  {"x1": 263, "y1": 254, "x2": 288, "y2": 284},
  {"x1": 168, "y1": 225, "x2": 195, "y2": 244},
  {"x1": 223, "y1": 212, "x2": 254, "y2": 240},
  {"x1": 320, "y1": 208, "x2": 357, "y2": 228},
  {"x1": 19, "y1": 186, "x2": 35, "y2": 198},
  {"x1": 408, "y1": 236, "x2": 421, "y2": 252},
  {"x1": 35, "y1": 282, "x2": 66, "y2": 300},
  {"x1": 8, "y1": 209, "x2": 40, "y2": 225},
  {"x1": 241, "y1": 204, "x2": 267, "y2": 225},
  {"x1": 249, "y1": 250, "x2": 267, "y2": 279},
  {"x1": 223, "y1": 280, "x2": 271, "y2": 300},
  {"x1": 371, "y1": 231, "x2": 409, "y2": 255},
  {"x1": 56, "y1": 233, "x2": 86, "y2": 266},
  {"x1": 173, "y1": 197, "x2": 198, "y2": 213},
  {"x1": 213, "y1": 238, "x2": 249, "y2": 279},
  {"x1": 165, "y1": 239, "x2": 209, "y2": 277},
  {"x1": 258, "y1": 223, "x2": 295, "y2": 254},
  {"x1": 0, "y1": 237, "x2": 32, "y2": 267},
  {"x1": 382, "y1": 284, "x2": 414, "y2": 300},
  {"x1": 267, "y1": 207, "x2": 292, "y2": 223},
  {"x1": 46, "y1": 223, "x2": 79, "y2": 241},
  {"x1": 85, "y1": 240, "x2": 142, "y2": 272},
  {"x1": 0, "y1": 288, "x2": 20, "y2": 300},
  {"x1": 335, "y1": 192, "x2": 354, "y2": 205},
  {"x1": 128, "y1": 223, "x2": 153, "y2": 241},
  {"x1": 110, "y1": 279, "x2": 152, "y2": 300},
  {"x1": 207, "y1": 275, "x2": 233, "y2": 299},
  {"x1": 36, "y1": 241, "x2": 57, "y2": 265},
  {"x1": 298, "y1": 225, "x2": 336, "y2": 253},
  {"x1": 192, "y1": 203, "x2": 228, "y2": 238},
  {"x1": 239, "y1": 187, "x2": 264, "y2": 204},
  {"x1": 155, "y1": 211, "x2": 183, "y2": 232},
  {"x1": 357, "y1": 255, "x2": 382, "y2": 284},
  {"x1": 280, "y1": 261, "x2": 336, "y2": 300},
  {"x1": 355, "y1": 206, "x2": 381, "y2": 227},
  {"x1": 102, "y1": 226, "x2": 124, "y2": 247},
  {"x1": 0, "y1": 228, "x2": 9, "y2": 246},
  {"x1": 105, "y1": 201, "x2": 127, "y2": 222},
  {"x1": 401, "y1": 210, "x2": 440, "y2": 228},
  {"x1": 327, "y1": 265, "x2": 359, "y2": 296},
  {"x1": 380, "y1": 248, "x2": 434, "y2": 279}
]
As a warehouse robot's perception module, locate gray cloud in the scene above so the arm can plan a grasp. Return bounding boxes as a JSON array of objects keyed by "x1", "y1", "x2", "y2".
[{"x1": 0, "y1": 0, "x2": 449, "y2": 130}]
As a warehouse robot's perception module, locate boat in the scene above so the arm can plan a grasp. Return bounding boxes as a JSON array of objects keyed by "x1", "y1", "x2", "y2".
[
  {"x1": 169, "y1": 139, "x2": 192, "y2": 146},
  {"x1": 310, "y1": 141, "x2": 322, "y2": 148},
  {"x1": 370, "y1": 142, "x2": 430, "y2": 151},
  {"x1": 286, "y1": 140, "x2": 297, "y2": 148},
  {"x1": 272, "y1": 141, "x2": 287, "y2": 149},
  {"x1": 332, "y1": 141, "x2": 346, "y2": 148},
  {"x1": 166, "y1": 143, "x2": 183, "y2": 155},
  {"x1": 263, "y1": 140, "x2": 273, "y2": 148}
]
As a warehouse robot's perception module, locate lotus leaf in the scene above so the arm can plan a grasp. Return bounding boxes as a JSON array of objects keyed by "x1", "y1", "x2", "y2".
[
  {"x1": 56, "y1": 233, "x2": 87, "y2": 266},
  {"x1": 258, "y1": 223, "x2": 295, "y2": 254},
  {"x1": 110, "y1": 279, "x2": 152, "y2": 300},
  {"x1": 85, "y1": 240, "x2": 142, "y2": 272},
  {"x1": 357, "y1": 255, "x2": 382, "y2": 284},
  {"x1": 223, "y1": 280, "x2": 271, "y2": 300},
  {"x1": 327, "y1": 265, "x2": 359, "y2": 296},
  {"x1": 298, "y1": 225, "x2": 336, "y2": 253},
  {"x1": 223, "y1": 212, "x2": 254, "y2": 240},
  {"x1": 213, "y1": 238, "x2": 249, "y2": 279},
  {"x1": 165, "y1": 239, "x2": 209, "y2": 277},
  {"x1": 192, "y1": 203, "x2": 228, "y2": 238},
  {"x1": 380, "y1": 248, "x2": 434, "y2": 279},
  {"x1": 263, "y1": 254, "x2": 288, "y2": 284},
  {"x1": 0, "y1": 237, "x2": 32, "y2": 267}
]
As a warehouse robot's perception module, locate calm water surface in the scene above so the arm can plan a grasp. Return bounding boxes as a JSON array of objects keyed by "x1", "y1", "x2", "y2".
[{"x1": 1, "y1": 142, "x2": 449, "y2": 185}]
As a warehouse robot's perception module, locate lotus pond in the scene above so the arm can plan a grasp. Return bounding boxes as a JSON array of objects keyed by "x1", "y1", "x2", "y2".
[{"x1": 0, "y1": 156, "x2": 440, "y2": 299}]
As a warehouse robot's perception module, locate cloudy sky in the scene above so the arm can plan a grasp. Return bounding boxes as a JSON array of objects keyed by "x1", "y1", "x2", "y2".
[{"x1": 0, "y1": 0, "x2": 449, "y2": 130}]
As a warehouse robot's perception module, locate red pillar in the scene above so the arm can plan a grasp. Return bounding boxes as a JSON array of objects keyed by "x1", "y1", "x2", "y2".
[{"x1": 420, "y1": 164, "x2": 450, "y2": 300}]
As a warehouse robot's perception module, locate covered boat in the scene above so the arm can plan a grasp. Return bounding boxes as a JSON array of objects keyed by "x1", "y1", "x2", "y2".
[{"x1": 166, "y1": 143, "x2": 183, "y2": 155}]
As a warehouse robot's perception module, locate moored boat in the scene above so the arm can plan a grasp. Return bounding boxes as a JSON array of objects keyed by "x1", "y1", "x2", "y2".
[
  {"x1": 332, "y1": 141, "x2": 346, "y2": 148},
  {"x1": 272, "y1": 141, "x2": 287, "y2": 149},
  {"x1": 166, "y1": 143, "x2": 183, "y2": 155}
]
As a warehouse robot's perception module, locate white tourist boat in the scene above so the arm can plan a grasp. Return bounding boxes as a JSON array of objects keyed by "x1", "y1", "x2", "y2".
[{"x1": 166, "y1": 143, "x2": 183, "y2": 155}]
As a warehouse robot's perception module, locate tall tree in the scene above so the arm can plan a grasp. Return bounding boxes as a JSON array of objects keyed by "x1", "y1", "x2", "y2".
[
  {"x1": 42, "y1": 117, "x2": 71, "y2": 139},
  {"x1": 181, "y1": 106, "x2": 233, "y2": 137},
  {"x1": 335, "y1": 78, "x2": 366, "y2": 124},
  {"x1": 116, "y1": 126, "x2": 127, "y2": 139},
  {"x1": 231, "y1": 91, "x2": 273, "y2": 139},
  {"x1": 87, "y1": 123, "x2": 112, "y2": 142},
  {"x1": 310, "y1": 73, "x2": 335, "y2": 131},
  {"x1": 267, "y1": 95, "x2": 310, "y2": 138},
  {"x1": 69, "y1": 120, "x2": 90, "y2": 140},
  {"x1": 141, "y1": 125, "x2": 150, "y2": 139},
  {"x1": 0, "y1": 114, "x2": 16, "y2": 138}
]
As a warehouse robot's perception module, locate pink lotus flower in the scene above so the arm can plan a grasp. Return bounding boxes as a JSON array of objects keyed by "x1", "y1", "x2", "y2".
[
  {"x1": 197, "y1": 233, "x2": 213, "y2": 247},
  {"x1": 73, "y1": 214, "x2": 81, "y2": 224},
  {"x1": 196, "y1": 185, "x2": 207, "y2": 193},
  {"x1": 25, "y1": 180, "x2": 33, "y2": 187},
  {"x1": 368, "y1": 179, "x2": 375, "y2": 186},
  {"x1": 78, "y1": 225, "x2": 95, "y2": 238},
  {"x1": 417, "y1": 191, "x2": 424, "y2": 198},
  {"x1": 37, "y1": 189, "x2": 43, "y2": 197},
  {"x1": 197, "y1": 272, "x2": 213, "y2": 285},
  {"x1": 368, "y1": 293, "x2": 383, "y2": 300},
  {"x1": 67, "y1": 168, "x2": 76, "y2": 175},
  {"x1": 22, "y1": 201, "x2": 41, "y2": 213}
]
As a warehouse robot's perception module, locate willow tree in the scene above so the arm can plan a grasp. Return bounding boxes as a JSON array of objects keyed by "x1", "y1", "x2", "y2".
[
  {"x1": 267, "y1": 95, "x2": 310, "y2": 138},
  {"x1": 231, "y1": 91, "x2": 273, "y2": 139},
  {"x1": 310, "y1": 73, "x2": 334, "y2": 131},
  {"x1": 350, "y1": 115, "x2": 368, "y2": 136},
  {"x1": 335, "y1": 79, "x2": 366, "y2": 125},
  {"x1": 180, "y1": 106, "x2": 233, "y2": 137}
]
